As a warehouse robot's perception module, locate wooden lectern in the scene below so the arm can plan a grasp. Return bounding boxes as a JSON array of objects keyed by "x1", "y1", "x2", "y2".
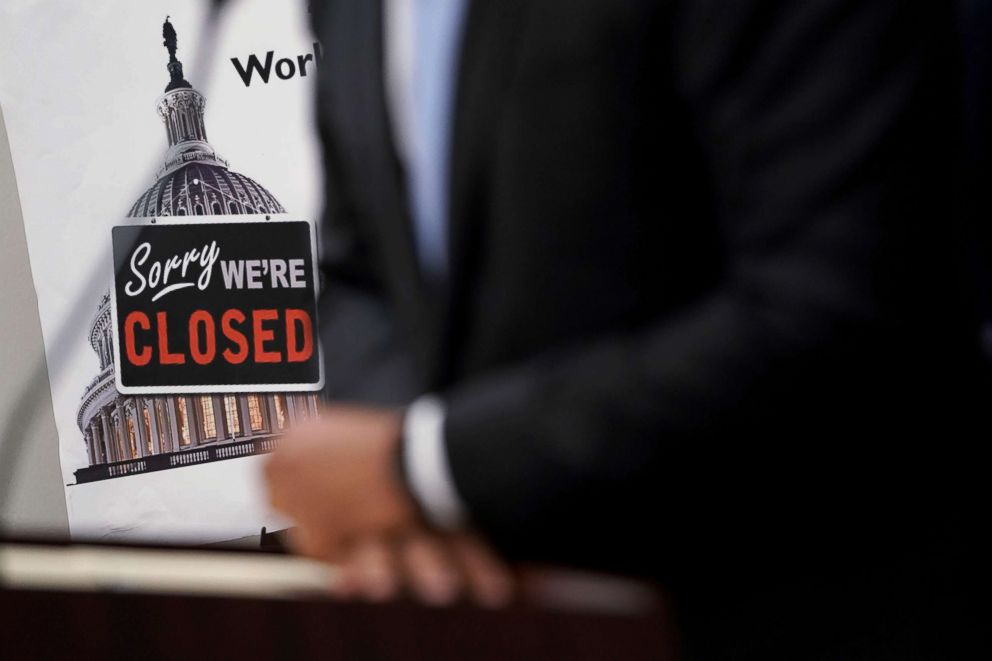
[{"x1": 0, "y1": 539, "x2": 676, "y2": 660}]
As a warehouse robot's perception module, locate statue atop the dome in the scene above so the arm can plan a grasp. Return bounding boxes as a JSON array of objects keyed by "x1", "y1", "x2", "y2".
[
  {"x1": 163, "y1": 16, "x2": 179, "y2": 62},
  {"x1": 162, "y1": 16, "x2": 192, "y2": 93}
]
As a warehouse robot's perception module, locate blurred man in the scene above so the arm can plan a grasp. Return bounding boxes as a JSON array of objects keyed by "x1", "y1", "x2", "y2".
[{"x1": 266, "y1": 1, "x2": 983, "y2": 657}]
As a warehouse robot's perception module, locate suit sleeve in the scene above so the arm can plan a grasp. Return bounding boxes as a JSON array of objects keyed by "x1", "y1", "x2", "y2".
[{"x1": 440, "y1": 1, "x2": 957, "y2": 576}]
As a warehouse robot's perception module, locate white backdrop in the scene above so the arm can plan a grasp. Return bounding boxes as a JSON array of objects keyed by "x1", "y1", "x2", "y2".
[{"x1": 0, "y1": 0, "x2": 323, "y2": 543}]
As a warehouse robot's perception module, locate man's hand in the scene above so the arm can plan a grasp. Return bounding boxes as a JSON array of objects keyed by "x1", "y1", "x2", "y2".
[
  {"x1": 264, "y1": 405, "x2": 415, "y2": 560},
  {"x1": 332, "y1": 530, "x2": 515, "y2": 607},
  {"x1": 263, "y1": 405, "x2": 515, "y2": 606}
]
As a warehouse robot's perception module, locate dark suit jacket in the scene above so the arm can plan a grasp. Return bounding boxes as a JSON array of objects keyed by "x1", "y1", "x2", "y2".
[{"x1": 310, "y1": 1, "x2": 983, "y2": 658}]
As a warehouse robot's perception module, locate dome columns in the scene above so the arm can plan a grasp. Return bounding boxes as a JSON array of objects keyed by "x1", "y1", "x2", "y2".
[{"x1": 157, "y1": 89, "x2": 208, "y2": 146}]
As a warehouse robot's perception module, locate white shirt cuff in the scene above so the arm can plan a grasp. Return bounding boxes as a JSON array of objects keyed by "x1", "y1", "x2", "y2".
[{"x1": 402, "y1": 395, "x2": 469, "y2": 530}]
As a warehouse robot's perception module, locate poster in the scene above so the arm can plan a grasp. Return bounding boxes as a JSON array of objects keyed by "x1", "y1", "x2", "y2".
[{"x1": 0, "y1": 0, "x2": 324, "y2": 543}]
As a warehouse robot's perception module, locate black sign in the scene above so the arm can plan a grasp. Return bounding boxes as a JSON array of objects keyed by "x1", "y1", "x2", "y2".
[{"x1": 110, "y1": 219, "x2": 323, "y2": 393}]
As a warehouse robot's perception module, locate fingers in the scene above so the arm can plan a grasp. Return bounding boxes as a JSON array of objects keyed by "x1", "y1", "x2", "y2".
[
  {"x1": 400, "y1": 532, "x2": 462, "y2": 606},
  {"x1": 333, "y1": 538, "x2": 400, "y2": 602},
  {"x1": 450, "y1": 533, "x2": 515, "y2": 608},
  {"x1": 327, "y1": 531, "x2": 516, "y2": 608}
]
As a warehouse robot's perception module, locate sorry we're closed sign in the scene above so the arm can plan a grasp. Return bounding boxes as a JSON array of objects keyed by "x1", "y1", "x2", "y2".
[{"x1": 110, "y1": 217, "x2": 323, "y2": 393}]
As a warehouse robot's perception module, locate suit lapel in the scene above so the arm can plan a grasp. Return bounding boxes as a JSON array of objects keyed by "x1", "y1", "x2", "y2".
[
  {"x1": 434, "y1": 0, "x2": 533, "y2": 383},
  {"x1": 328, "y1": 0, "x2": 532, "y2": 387},
  {"x1": 328, "y1": 0, "x2": 436, "y2": 383}
]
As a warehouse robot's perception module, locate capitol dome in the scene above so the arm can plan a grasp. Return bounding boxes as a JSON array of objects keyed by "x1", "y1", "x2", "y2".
[
  {"x1": 128, "y1": 162, "x2": 285, "y2": 218},
  {"x1": 127, "y1": 15, "x2": 285, "y2": 220}
]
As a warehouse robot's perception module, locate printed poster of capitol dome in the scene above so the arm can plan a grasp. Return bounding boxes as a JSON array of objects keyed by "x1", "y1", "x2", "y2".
[{"x1": 76, "y1": 18, "x2": 319, "y2": 483}]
